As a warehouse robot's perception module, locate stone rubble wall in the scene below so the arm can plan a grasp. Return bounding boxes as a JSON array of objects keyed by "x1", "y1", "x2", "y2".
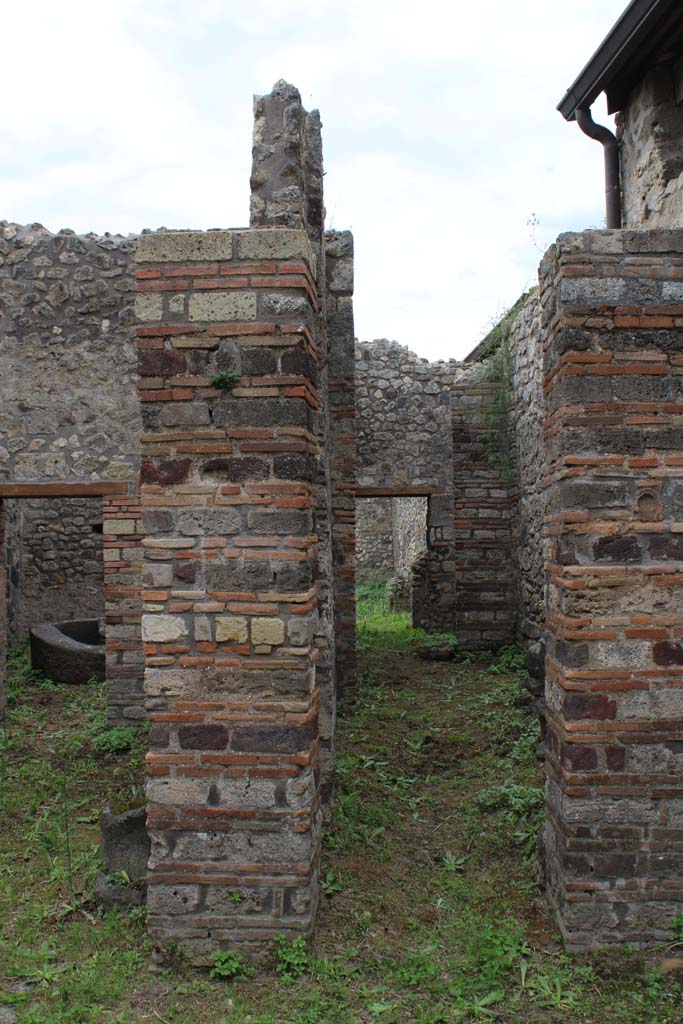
[
  {"x1": 618, "y1": 67, "x2": 683, "y2": 229},
  {"x1": 542, "y1": 227, "x2": 683, "y2": 947},
  {"x1": 0, "y1": 222, "x2": 140, "y2": 481},
  {"x1": 393, "y1": 496, "x2": 427, "y2": 575},
  {"x1": 8, "y1": 496, "x2": 103, "y2": 637},
  {"x1": 355, "y1": 339, "x2": 460, "y2": 633},
  {"x1": 508, "y1": 291, "x2": 546, "y2": 640},
  {"x1": 356, "y1": 495, "x2": 426, "y2": 584},
  {"x1": 0, "y1": 221, "x2": 144, "y2": 722},
  {"x1": 355, "y1": 340, "x2": 459, "y2": 490},
  {"x1": 355, "y1": 497, "x2": 393, "y2": 580}
]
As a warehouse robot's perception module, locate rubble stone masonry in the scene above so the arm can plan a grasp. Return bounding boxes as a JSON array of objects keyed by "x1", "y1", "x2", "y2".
[
  {"x1": 0, "y1": 221, "x2": 143, "y2": 722},
  {"x1": 509, "y1": 291, "x2": 546, "y2": 641},
  {"x1": 543, "y1": 228, "x2": 683, "y2": 946},
  {"x1": 355, "y1": 497, "x2": 394, "y2": 580},
  {"x1": 355, "y1": 340, "x2": 459, "y2": 632},
  {"x1": 10, "y1": 496, "x2": 104, "y2": 637}
]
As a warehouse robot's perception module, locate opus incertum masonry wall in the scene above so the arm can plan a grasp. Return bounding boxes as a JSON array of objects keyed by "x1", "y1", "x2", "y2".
[{"x1": 543, "y1": 229, "x2": 683, "y2": 946}]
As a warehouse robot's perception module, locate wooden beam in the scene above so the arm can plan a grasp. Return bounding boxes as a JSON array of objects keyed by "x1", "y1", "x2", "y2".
[
  {"x1": 355, "y1": 486, "x2": 445, "y2": 498},
  {"x1": 0, "y1": 481, "x2": 131, "y2": 498}
]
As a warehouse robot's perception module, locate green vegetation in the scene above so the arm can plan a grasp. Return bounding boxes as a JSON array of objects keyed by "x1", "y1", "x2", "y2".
[
  {"x1": 470, "y1": 290, "x2": 538, "y2": 485},
  {"x1": 91, "y1": 726, "x2": 139, "y2": 755},
  {"x1": 1, "y1": 601, "x2": 682, "y2": 1022},
  {"x1": 356, "y1": 580, "x2": 459, "y2": 668},
  {"x1": 477, "y1": 289, "x2": 535, "y2": 362},
  {"x1": 210, "y1": 950, "x2": 253, "y2": 982},
  {"x1": 209, "y1": 369, "x2": 242, "y2": 391},
  {"x1": 274, "y1": 936, "x2": 310, "y2": 982}
]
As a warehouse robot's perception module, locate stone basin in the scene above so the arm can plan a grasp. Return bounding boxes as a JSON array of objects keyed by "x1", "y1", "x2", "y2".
[{"x1": 29, "y1": 619, "x2": 105, "y2": 685}]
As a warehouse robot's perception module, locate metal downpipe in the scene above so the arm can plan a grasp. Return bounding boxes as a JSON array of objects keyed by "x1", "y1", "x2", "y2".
[{"x1": 576, "y1": 106, "x2": 622, "y2": 229}]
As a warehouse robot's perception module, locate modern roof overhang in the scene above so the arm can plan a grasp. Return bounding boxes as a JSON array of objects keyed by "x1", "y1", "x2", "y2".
[{"x1": 557, "y1": 0, "x2": 683, "y2": 121}]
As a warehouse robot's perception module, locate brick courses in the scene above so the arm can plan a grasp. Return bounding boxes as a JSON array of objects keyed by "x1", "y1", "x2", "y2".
[
  {"x1": 326, "y1": 231, "x2": 357, "y2": 704},
  {"x1": 138, "y1": 227, "x2": 325, "y2": 963},
  {"x1": 451, "y1": 374, "x2": 517, "y2": 649},
  {"x1": 543, "y1": 229, "x2": 683, "y2": 947},
  {"x1": 136, "y1": 80, "x2": 356, "y2": 962}
]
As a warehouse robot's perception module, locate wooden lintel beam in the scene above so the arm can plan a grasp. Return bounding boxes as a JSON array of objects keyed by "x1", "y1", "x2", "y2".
[
  {"x1": 355, "y1": 486, "x2": 446, "y2": 498},
  {"x1": 0, "y1": 481, "x2": 131, "y2": 498}
]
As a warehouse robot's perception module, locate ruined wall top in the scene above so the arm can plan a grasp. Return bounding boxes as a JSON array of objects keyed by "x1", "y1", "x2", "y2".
[
  {"x1": 355, "y1": 339, "x2": 462, "y2": 490},
  {"x1": 250, "y1": 81, "x2": 325, "y2": 242}
]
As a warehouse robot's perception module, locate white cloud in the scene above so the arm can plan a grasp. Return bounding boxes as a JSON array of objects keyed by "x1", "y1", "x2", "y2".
[{"x1": 0, "y1": 0, "x2": 628, "y2": 357}]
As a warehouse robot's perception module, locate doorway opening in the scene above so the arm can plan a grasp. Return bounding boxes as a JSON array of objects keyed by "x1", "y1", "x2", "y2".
[{"x1": 355, "y1": 490, "x2": 429, "y2": 625}]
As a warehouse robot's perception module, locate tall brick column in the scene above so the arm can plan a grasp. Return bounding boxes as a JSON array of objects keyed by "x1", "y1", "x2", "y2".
[
  {"x1": 0, "y1": 501, "x2": 7, "y2": 720},
  {"x1": 544, "y1": 228, "x2": 683, "y2": 946},
  {"x1": 103, "y1": 490, "x2": 145, "y2": 723},
  {"x1": 136, "y1": 227, "x2": 322, "y2": 963},
  {"x1": 452, "y1": 375, "x2": 516, "y2": 649},
  {"x1": 325, "y1": 230, "x2": 357, "y2": 702}
]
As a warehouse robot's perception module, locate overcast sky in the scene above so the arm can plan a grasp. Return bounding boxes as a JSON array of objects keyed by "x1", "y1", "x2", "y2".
[{"x1": 2, "y1": 0, "x2": 628, "y2": 360}]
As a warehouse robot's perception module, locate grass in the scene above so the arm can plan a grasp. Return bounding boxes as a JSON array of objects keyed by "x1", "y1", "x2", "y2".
[{"x1": 2, "y1": 599, "x2": 683, "y2": 1022}]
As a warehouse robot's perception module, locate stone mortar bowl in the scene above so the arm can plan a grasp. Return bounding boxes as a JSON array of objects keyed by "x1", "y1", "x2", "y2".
[{"x1": 29, "y1": 619, "x2": 105, "y2": 685}]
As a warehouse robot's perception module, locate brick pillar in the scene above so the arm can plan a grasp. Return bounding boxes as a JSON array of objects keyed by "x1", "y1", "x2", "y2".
[
  {"x1": 0, "y1": 500, "x2": 7, "y2": 720},
  {"x1": 544, "y1": 228, "x2": 683, "y2": 946},
  {"x1": 136, "y1": 227, "x2": 322, "y2": 964},
  {"x1": 452, "y1": 375, "x2": 516, "y2": 649},
  {"x1": 103, "y1": 490, "x2": 144, "y2": 723},
  {"x1": 325, "y1": 230, "x2": 357, "y2": 701}
]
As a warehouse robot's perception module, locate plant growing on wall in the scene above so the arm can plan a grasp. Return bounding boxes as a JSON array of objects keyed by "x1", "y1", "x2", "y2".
[
  {"x1": 209, "y1": 369, "x2": 241, "y2": 391},
  {"x1": 475, "y1": 342, "x2": 515, "y2": 486},
  {"x1": 471, "y1": 290, "x2": 535, "y2": 486}
]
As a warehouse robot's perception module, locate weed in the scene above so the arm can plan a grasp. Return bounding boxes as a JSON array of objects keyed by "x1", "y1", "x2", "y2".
[
  {"x1": 210, "y1": 949, "x2": 253, "y2": 982},
  {"x1": 92, "y1": 726, "x2": 138, "y2": 754},
  {"x1": 490, "y1": 643, "x2": 526, "y2": 674},
  {"x1": 476, "y1": 780, "x2": 544, "y2": 855},
  {"x1": 274, "y1": 935, "x2": 309, "y2": 981},
  {"x1": 60, "y1": 775, "x2": 76, "y2": 904},
  {"x1": 442, "y1": 851, "x2": 468, "y2": 872},
  {"x1": 321, "y1": 868, "x2": 343, "y2": 897},
  {"x1": 210, "y1": 369, "x2": 241, "y2": 390}
]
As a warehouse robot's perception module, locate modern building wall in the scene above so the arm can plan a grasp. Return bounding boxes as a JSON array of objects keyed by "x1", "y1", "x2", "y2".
[{"x1": 618, "y1": 65, "x2": 683, "y2": 229}]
